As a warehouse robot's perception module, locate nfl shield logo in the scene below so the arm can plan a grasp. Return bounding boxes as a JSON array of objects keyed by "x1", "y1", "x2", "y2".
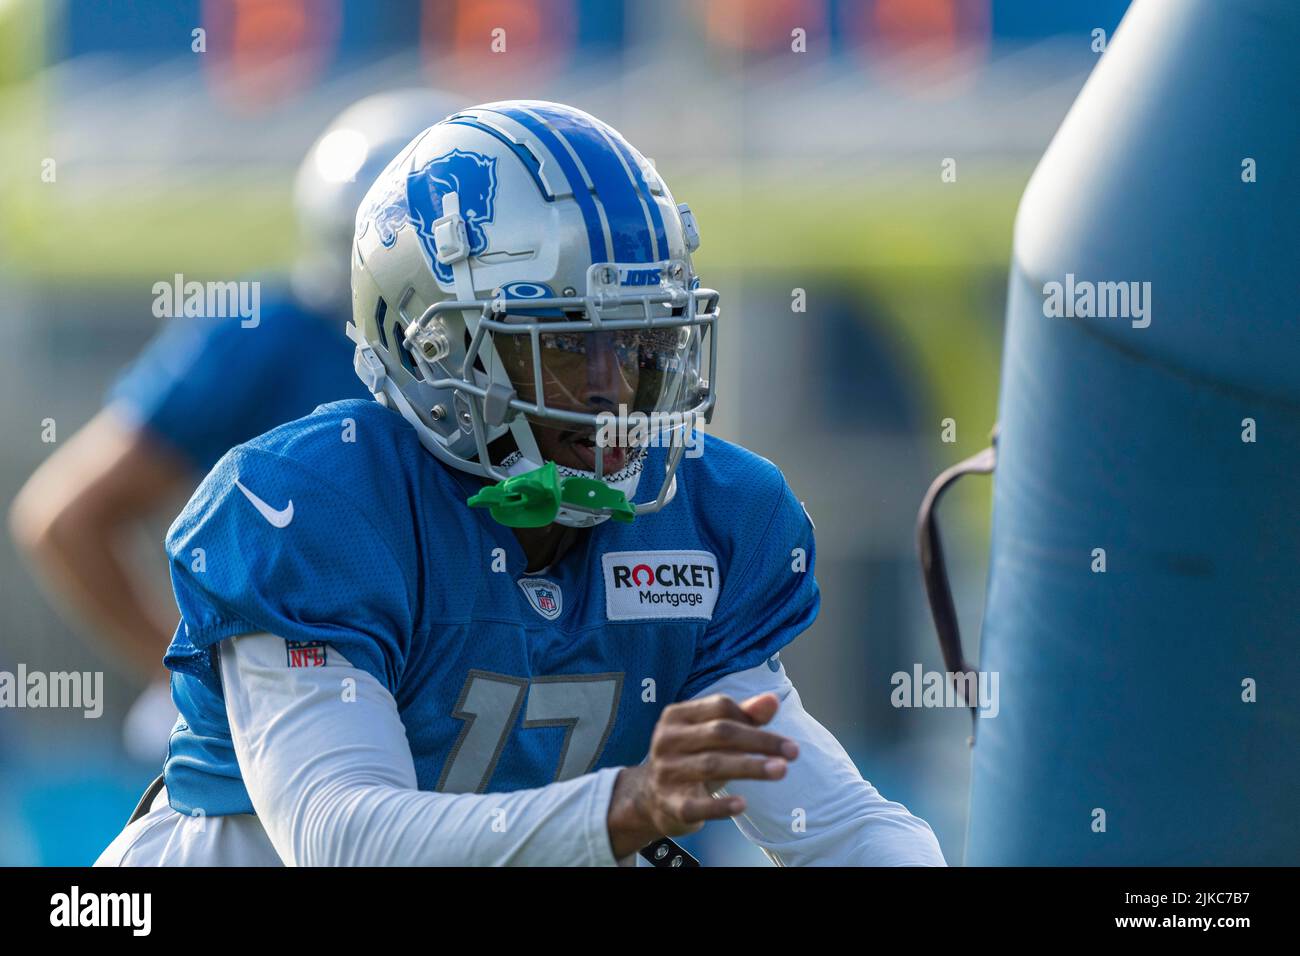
[{"x1": 518, "y1": 577, "x2": 563, "y2": 621}]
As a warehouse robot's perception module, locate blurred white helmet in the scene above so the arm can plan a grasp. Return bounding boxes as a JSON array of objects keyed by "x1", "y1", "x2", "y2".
[
  {"x1": 292, "y1": 88, "x2": 463, "y2": 311},
  {"x1": 349, "y1": 100, "x2": 718, "y2": 529}
]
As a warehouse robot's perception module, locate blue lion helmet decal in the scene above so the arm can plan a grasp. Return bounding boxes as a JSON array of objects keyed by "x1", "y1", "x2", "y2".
[
  {"x1": 357, "y1": 138, "x2": 422, "y2": 249},
  {"x1": 407, "y1": 148, "x2": 499, "y2": 284},
  {"x1": 364, "y1": 176, "x2": 410, "y2": 249}
]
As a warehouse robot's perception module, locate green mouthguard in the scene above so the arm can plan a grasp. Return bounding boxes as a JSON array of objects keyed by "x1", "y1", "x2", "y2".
[{"x1": 466, "y1": 461, "x2": 637, "y2": 528}]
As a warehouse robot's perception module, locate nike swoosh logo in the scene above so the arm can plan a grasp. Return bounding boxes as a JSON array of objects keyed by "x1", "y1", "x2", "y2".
[{"x1": 234, "y1": 479, "x2": 294, "y2": 528}]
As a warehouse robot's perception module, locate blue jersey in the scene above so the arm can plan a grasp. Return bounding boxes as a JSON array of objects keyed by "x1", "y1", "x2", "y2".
[
  {"x1": 160, "y1": 399, "x2": 820, "y2": 816},
  {"x1": 107, "y1": 291, "x2": 370, "y2": 475}
]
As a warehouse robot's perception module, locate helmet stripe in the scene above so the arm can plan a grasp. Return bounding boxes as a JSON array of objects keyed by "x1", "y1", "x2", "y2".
[
  {"x1": 443, "y1": 117, "x2": 556, "y2": 201},
  {"x1": 487, "y1": 105, "x2": 612, "y2": 265},
  {"x1": 524, "y1": 104, "x2": 660, "y2": 264},
  {"x1": 590, "y1": 123, "x2": 668, "y2": 263}
]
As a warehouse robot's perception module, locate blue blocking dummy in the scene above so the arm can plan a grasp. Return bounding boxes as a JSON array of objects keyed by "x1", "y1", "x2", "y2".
[{"x1": 968, "y1": 0, "x2": 1299, "y2": 863}]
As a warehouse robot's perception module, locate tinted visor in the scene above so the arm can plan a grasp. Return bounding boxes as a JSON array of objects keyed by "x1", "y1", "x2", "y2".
[{"x1": 491, "y1": 320, "x2": 706, "y2": 425}]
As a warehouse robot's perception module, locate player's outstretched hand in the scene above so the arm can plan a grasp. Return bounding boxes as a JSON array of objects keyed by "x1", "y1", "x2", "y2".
[{"x1": 606, "y1": 692, "x2": 799, "y2": 859}]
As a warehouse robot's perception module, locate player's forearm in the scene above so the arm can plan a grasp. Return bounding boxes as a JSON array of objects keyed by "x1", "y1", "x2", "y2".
[
  {"x1": 222, "y1": 632, "x2": 624, "y2": 866},
  {"x1": 727, "y1": 773, "x2": 946, "y2": 867},
  {"x1": 10, "y1": 413, "x2": 184, "y2": 679},
  {"x1": 10, "y1": 496, "x2": 173, "y2": 677},
  {"x1": 283, "y1": 764, "x2": 623, "y2": 867},
  {"x1": 698, "y1": 661, "x2": 947, "y2": 866}
]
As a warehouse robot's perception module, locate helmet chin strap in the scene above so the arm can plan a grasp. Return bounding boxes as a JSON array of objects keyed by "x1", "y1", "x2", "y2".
[{"x1": 435, "y1": 191, "x2": 543, "y2": 465}]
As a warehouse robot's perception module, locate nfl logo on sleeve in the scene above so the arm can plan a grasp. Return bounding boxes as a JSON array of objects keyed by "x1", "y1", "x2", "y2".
[
  {"x1": 602, "y1": 551, "x2": 720, "y2": 621},
  {"x1": 518, "y1": 578, "x2": 564, "y2": 620},
  {"x1": 286, "y1": 641, "x2": 327, "y2": 667}
]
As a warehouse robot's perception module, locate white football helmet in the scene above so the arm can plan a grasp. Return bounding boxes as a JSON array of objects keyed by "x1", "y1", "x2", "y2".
[
  {"x1": 292, "y1": 89, "x2": 463, "y2": 311},
  {"x1": 349, "y1": 100, "x2": 718, "y2": 528}
]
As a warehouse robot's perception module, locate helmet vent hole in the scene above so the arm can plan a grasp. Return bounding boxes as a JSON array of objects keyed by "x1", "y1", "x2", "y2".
[{"x1": 375, "y1": 297, "x2": 390, "y2": 350}]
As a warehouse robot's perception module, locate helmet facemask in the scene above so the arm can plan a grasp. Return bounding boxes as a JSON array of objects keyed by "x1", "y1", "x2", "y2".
[{"x1": 402, "y1": 260, "x2": 718, "y2": 527}]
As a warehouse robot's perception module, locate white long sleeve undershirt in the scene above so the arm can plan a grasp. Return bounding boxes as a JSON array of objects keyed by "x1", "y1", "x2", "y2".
[
  {"x1": 702, "y1": 658, "x2": 946, "y2": 866},
  {"x1": 219, "y1": 632, "x2": 945, "y2": 867},
  {"x1": 220, "y1": 632, "x2": 622, "y2": 866}
]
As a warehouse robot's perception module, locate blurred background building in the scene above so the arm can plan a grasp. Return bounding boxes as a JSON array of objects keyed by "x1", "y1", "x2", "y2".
[{"x1": 0, "y1": 0, "x2": 1132, "y2": 864}]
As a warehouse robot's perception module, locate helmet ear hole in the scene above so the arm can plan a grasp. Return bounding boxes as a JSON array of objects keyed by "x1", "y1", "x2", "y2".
[{"x1": 393, "y1": 322, "x2": 423, "y2": 380}]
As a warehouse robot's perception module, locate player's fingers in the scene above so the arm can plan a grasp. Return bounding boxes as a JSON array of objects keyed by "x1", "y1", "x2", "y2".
[
  {"x1": 661, "y1": 693, "x2": 747, "y2": 726},
  {"x1": 657, "y1": 719, "x2": 795, "y2": 758},
  {"x1": 738, "y1": 692, "x2": 781, "y2": 726},
  {"x1": 669, "y1": 793, "x2": 746, "y2": 826},
  {"x1": 661, "y1": 752, "x2": 788, "y2": 785}
]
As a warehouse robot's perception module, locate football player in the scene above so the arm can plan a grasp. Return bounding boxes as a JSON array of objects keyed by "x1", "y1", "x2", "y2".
[
  {"x1": 9, "y1": 90, "x2": 459, "y2": 761},
  {"x1": 96, "y1": 101, "x2": 945, "y2": 865}
]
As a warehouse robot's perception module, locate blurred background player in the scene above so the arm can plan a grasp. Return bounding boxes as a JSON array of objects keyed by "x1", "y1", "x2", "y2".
[{"x1": 8, "y1": 88, "x2": 461, "y2": 763}]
